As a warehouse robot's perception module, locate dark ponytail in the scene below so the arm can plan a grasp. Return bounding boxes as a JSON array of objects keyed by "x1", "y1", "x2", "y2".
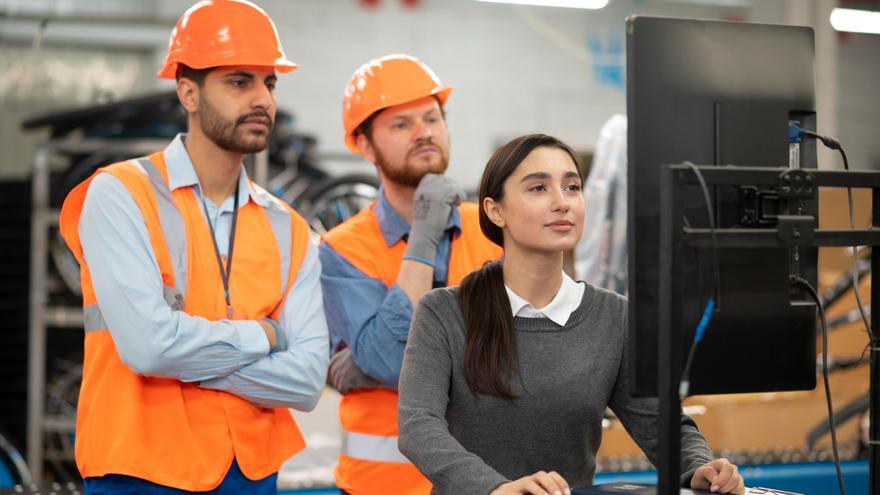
[
  {"x1": 460, "y1": 133, "x2": 581, "y2": 399},
  {"x1": 460, "y1": 260, "x2": 519, "y2": 399}
]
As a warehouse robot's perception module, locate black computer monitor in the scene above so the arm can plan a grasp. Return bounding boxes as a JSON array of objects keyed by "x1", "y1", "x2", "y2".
[{"x1": 627, "y1": 16, "x2": 819, "y2": 397}]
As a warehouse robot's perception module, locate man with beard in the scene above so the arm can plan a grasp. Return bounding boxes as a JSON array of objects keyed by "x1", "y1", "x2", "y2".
[
  {"x1": 319, "y1": 54, "x2": 503, "y2": 495},
  {"x1": 57, "y1": 2, "x2": 328, "y2": 493}
]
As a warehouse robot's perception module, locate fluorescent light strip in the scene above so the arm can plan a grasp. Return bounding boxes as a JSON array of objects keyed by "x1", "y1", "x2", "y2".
[
  {"x1": 830, "y1": 7, "x2": 880, "y2": 35},
  {"x1": 476, "y1": 0, "x2": 609, "y2": 10}
]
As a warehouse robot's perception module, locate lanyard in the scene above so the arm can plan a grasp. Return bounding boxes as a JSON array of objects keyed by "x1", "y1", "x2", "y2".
[{"x1": 201, "y1": 181, "x2": 240, "y2": 318}]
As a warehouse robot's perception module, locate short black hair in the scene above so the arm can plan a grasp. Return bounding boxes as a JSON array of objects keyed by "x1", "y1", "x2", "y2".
[
  {"x1": 176, "y1": 64, "x2": 212, "y2": 86},
  {"x1": 354, "y1": 95, "x2": 447, "y2": 144}
]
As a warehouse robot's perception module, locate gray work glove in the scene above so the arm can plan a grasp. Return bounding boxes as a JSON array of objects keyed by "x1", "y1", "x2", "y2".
[
  {"x1": 405, "y1": 173, "x2": 465, "y2": 265},
  {"x1": 327, "y1": 347, "x2": 387, "y2": 394}
]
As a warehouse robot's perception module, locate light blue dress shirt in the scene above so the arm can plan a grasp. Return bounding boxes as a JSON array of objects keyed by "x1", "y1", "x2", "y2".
[
  {"x1": 318, "y1": 189, "x2": 460, "y2": 388},
  {"x1": 79, "y1": 134, "x2": 329, "y2": 410}
]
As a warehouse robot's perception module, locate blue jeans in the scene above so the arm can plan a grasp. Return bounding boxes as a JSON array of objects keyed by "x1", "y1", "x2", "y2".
[{"x1": 84, "y1": 459, "x2": 277, "y2": 494}]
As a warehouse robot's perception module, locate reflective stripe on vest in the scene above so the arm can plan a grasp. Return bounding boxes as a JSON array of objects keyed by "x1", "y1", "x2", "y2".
[
  {"x1": 324, "y1": 203, "x2": 502, "y2": 494},
  {"x1": 134, "y1": 158, "x2": 188, "y2": 300},
  {"x1": 83, "y1": 285, "x2": 183, "y2": 333},
  {"x1": 62, "y1": 150, "x2": 310, "y2": 488},
  {"x1": 81, "y1": 157, "x2": 188, "y2": 333},
  {"x1": 341, "y1": 431, "x2": 409, "y2": 464},
  {"x1": 81, "y1": 157, "x2": 294, "y2": 332},
  {"x1": 253, "y1": 187, "x2": 293, "y2": 307}
]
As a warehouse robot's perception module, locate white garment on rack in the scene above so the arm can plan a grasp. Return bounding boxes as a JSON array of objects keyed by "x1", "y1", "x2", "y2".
[{"x1": 575, "y1": 114, "x2": 628, "y2": 296}]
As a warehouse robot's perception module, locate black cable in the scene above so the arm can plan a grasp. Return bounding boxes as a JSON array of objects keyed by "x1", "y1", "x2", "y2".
[
  {"x1": 857, "y1": 341, "x2": 872, "y2": 364},
  {"x1": 683, "y1": 216, "x2": 707, "y2": 309},
  {"x1": 827, "y1": 303, "x2": 872, "y2": 330},
  {"x1": 837, "y1": 145, "x2": 874, "y2": 345},
  {"x1": 799, "y1": 130, "x2": 874, "y2": 344},
  {"x1": 807, "y1": 393, "x2": 871, "y2": 450},
  {"x1": 792, "y1": 275, "x2": 847, "y2": 495},
  {"x1": 820, "y1": 259, "x2": 871, "y2": 308},
  {"x1": 798, "y1": 129, "x2": 841, "y2": 152},
  {"x1": 827, "y1": 354, "x2": 869, "y2": 373},
  {"x1": 683, "y1": 162, "x2": 721, "y2": 294},
  {"x1": 679, "y1": 163, "x2": 720, "y2": 399}
]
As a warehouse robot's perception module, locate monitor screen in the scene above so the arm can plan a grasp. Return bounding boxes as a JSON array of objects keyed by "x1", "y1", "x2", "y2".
[{"x1": 627, "y1": 16, "x2": 818, "y2": 397}]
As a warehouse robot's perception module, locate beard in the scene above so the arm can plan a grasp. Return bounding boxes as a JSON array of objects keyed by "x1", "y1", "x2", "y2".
[
  {"x1": 198, "y1": 94, "x2": 274, "y2": 154},
  {"x1": 373, "y1": 139, "x2": 450, "y2": 188}
]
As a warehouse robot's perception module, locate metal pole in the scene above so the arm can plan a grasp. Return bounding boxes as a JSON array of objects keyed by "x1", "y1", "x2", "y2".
[
  {"x1": 26, "y1": 144, "x2": 50, "y2": 481},
  {"x1": 870, "y1": 187, "x2": 879, "y2": 495},
  {"x1": 658, "y1": 166, "x2": 682, "y2": 495}
]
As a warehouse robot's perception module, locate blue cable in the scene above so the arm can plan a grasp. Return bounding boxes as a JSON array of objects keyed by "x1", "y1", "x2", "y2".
[{"x1": 693, "y1": 298, "x2": 715, "y2": 344}]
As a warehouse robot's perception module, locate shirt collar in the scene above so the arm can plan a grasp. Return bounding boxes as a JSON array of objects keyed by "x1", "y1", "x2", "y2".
[
  {"x1": 373, "y1": 185, "x2": 462, "y2": 247},
  {"x1": 505, "y1": 272, "x2": 584, "y2": 327},
  {"x1": 162, "y1": 133, "x2": 268, "y2": 208}
]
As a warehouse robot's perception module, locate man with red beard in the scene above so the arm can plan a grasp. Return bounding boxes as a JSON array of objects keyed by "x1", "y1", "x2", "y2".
[
  {"x1": 319, "y1": 54, "x2": 503, "y2": 495},
  {"x1": 58, "y1": 2, "x2": 328, "y2": 493}
]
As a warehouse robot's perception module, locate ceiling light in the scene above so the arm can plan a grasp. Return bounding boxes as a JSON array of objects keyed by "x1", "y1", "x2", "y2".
[
  {"x1": 830, "y1": 7, "x2": 880, "y2": 35},
  {"x1": 476, "y1": 0, "x2": 609, "y2": 10}
]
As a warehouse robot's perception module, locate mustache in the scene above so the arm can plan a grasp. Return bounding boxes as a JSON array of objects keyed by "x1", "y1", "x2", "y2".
[
  {"x1": 408, "y1": 138, "x2": 440, "y2": 156},
  {"x1": 235, "y1": 110, "x2": 273, "y2": 127}
]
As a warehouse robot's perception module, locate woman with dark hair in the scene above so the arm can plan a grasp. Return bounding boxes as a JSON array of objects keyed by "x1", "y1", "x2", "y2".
[{"x1": 397, "y1": 134, "x2": 745, "y2": 495}]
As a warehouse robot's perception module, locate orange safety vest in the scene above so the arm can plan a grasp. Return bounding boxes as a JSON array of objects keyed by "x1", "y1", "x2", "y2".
[
  {"x1": 59, "y1": 152, "x2": 310, "y2": 491},
  {"x1": 322, "y1": 201, "x2": 503, "y2": 495}
]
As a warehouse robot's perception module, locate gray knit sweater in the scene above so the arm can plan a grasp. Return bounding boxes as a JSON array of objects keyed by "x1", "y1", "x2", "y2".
[{"x1": 398, "y1": 283, "x2": 713, "y2": 495}]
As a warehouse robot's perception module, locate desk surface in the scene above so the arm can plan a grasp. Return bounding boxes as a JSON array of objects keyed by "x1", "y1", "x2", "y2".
[{"x1": 274, "y1": 460, "x2": 869, "y2": 495}]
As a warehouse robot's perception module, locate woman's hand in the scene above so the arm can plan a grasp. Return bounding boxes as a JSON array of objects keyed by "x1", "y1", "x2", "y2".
[
  {"x1": 490, "y1": 471, "x2": 571, "y2": 495},
  {"x1": 690, "y1": 458, "x2": 745, "y2": 494}
]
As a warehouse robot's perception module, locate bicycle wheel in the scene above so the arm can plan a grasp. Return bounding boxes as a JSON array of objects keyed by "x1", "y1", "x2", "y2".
[
  {"x1": 51, "y1": 151, "x2": 134, "y2": 300},
  {"x1": 0, "y1": 431, "x2": 32, "y2": 488},
  {"x1": 297, "y1": 174, "x2": 380, "y2": 234}
]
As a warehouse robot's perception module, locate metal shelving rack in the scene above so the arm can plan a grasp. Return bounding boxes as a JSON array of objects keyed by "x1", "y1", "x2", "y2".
[
  {"x1": 20, "y1": 91, "x2": 370, "y2": 487},
  {"x1": 26, "y1": 137, "x2": 170, "y2": 481}
]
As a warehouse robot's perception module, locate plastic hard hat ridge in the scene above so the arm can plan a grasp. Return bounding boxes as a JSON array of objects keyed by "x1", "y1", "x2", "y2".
[{"x1": 157, "y1": 0, "x2": 297, "y2": 79}]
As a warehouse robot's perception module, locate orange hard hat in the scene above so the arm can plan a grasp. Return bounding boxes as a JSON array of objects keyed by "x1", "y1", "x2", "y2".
[
  {"x1": 157, "y1": 0, "x2": 297, "y2": 79},
  {"x1": 342, "y1": 54, "x2": 452, "y2": 154}
]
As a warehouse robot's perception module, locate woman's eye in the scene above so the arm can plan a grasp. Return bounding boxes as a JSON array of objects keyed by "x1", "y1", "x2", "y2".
[
  {"x1": 566, "y1": 183, "x2": 583, "y2": 192},
  {"x1": 529, "y1": 184, "x2": 546, "y2": 192}
]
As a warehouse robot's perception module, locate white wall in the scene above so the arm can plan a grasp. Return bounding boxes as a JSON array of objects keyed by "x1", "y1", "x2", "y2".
[
  {"x1": 152, "y1": 0, "x2": 626, "y2": 189},
  {"x1": 152, "y1": 0, "x2": 758, "y2": 189},
  {"x1": 838, "y1": 32, "x2": 880, "y2": 170},
  {"x1": 282, "y1": 0, "x2": 774, "y2": 189},
  {"x1": 4, "y1": 0, "x2": 878, "y2": 186}
]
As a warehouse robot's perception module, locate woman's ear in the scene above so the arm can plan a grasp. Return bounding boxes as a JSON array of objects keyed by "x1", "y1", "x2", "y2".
[{"x1": 483, "y1": 197, "x2": 505, "y2": 229}]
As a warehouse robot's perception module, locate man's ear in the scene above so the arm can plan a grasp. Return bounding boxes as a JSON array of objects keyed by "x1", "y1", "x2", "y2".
[
  {"x1": 177, "y1": 77, "x2": 199, "y2": 114},
  {"x1": 483, "y1": 197, "x2": 505, "y2": 228},
  {"x1": 356, "y1": 133, "x2": 377, "y2": 164}
]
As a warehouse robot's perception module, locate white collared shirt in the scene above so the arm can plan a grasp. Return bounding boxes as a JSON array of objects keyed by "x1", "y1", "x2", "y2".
[{"x1": 505, "y1": 272, "x2": 585, "y2": 326}]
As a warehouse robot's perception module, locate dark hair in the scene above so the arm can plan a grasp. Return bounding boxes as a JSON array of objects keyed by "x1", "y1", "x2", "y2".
[
  {"x1": 176, "y1": 64, "x2": 212, "y2": 86},
  {"x1": 354, "y1": 95, "x2": 447, "y2": 145},
  {"x1": 459, "y1": 133, "x2": 582, "y2": 399}
]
